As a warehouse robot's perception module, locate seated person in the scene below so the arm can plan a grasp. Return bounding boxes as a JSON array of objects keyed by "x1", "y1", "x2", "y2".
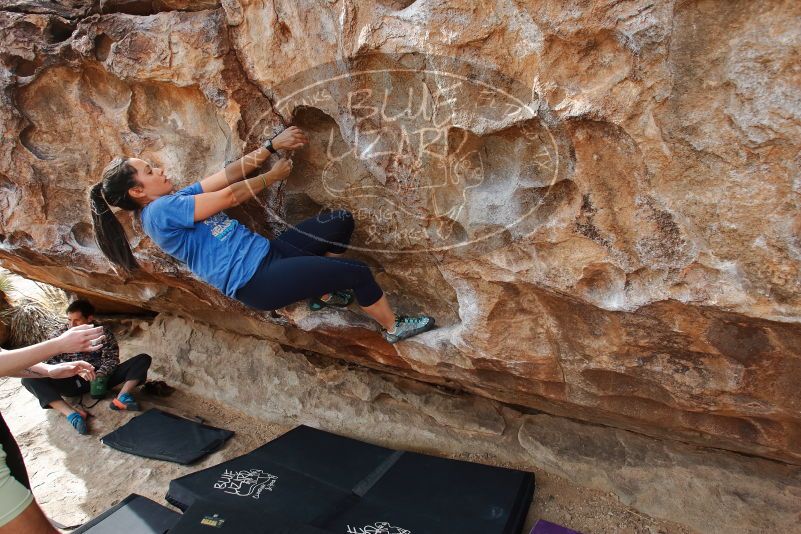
[{"x1": 21, "y1": 299, "x2": 152, "y2": 435}]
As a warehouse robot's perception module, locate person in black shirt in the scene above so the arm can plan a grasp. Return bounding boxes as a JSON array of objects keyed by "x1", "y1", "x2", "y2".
[{"x1": 20, "y1": 299, "x2": 152, "y2": 434}]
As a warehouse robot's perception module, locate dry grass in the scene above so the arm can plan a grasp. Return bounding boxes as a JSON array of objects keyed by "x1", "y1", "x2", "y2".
[
  {"x1": 0, "y1": 274, "x2": 69, "y2": 348},
  {"x1": 1, "y1": 298, "x2": 65, "y2": 348},
  {"x1": 32, "y1": 281, "x2": 71, "y2": 316},
  {"x1": 0, "y1": 268, "x2": 15, "y2": 305},
  {"x1": 0, "y1": 270, "x2": 14, "y2": 296}
]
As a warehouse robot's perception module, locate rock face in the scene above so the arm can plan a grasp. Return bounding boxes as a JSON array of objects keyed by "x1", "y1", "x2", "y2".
[{"x1": 1, "y1": 0, "x2": 800, "y2": 465}]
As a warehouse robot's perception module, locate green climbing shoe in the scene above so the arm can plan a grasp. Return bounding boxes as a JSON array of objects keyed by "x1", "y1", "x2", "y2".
[
  {"x1": 308, "y1": 289, "x2": 354, "y2": 311},
  {"x1": 383, "y1": 314, "x2": 436, "y2": 344}
]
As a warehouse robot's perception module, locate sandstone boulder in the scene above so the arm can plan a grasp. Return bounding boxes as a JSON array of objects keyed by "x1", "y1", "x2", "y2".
[{"x1": 0, "y1": 0, "x2": 799, "y2": 464}]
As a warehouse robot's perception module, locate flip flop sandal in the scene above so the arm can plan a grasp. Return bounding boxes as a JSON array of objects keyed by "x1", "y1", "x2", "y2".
[{"x1": 308, "y1": 289, "x2": 354, "y2": 311}]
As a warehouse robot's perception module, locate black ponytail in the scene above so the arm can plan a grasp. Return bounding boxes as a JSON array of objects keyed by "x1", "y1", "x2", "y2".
[{"x1": 89, "y1": 157, "x2": 141, "y2": 274}]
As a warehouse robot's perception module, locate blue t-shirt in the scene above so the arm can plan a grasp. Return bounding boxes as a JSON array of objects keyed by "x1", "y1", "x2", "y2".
[{"x1": 140, "y1": 182, "x2": 270, "y2": 298}]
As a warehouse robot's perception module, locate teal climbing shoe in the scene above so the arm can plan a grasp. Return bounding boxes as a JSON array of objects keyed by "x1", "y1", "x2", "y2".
[
  {"x1": 382, "y1": 314, "x2": 436, "y2": 344},
  {"x1": 110, "y1": 392, "x2": 140, "y2": 411},
  {"x1": 66, "y1": 412, "x2": 88, "y2": 435},
  {"x1": 308, "y1": 290, "x2": 354, "y2": 311}
]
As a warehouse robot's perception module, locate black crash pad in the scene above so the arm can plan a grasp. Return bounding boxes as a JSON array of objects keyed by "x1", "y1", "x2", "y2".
[
  {"x1": 101, "y1": 409, "x2": 233, "y2": 465},
  {"x1": 166, "y1": 425, "x2": 396, "y2": 522},
  {"x1": 167, "y1": 498, "x2": 334, "y2": 534},
  {"x1": 72, "y1": 494, "x2": 180, "y2": 534},
  {"x1": 320, "y1": 451, "x2": 535, "y2": 534},
  {"x1": 166, "y1": 425, "x2": 534, "y2": 534}
]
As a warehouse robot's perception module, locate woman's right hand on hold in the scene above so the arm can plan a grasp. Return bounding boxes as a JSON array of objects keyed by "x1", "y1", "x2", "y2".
[
  {"x1": 54, "y1": 324, "x2": 105, "y2": 354},
  {"x1": 269, "y1": 157, "x2": 293, "y2": 183}
]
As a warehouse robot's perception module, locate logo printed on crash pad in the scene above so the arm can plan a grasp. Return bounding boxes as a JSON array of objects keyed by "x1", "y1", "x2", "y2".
[
  {"x1": 212, "y1": 468, "x2": 277, "y2": 499},
  {"x1": 200, "y1": 514, "x2": 226, "y2": 528},
  {"x1": 346, "y1": 522, "x2": 411, "y2": 534}
]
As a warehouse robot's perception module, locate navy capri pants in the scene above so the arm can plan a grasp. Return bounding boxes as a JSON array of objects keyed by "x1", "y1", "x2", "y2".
[{"x1": 234, "y1": 210, "x2": 384, "y2": 311}]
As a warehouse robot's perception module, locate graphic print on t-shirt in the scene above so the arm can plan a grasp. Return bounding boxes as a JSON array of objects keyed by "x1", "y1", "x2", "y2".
[{"x1": 203, "y1": 212, "x2": 235, "y2": 241}]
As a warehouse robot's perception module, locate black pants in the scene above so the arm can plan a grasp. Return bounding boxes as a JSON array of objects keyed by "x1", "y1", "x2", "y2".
[
  {"x1": 234, "y1": 210, "x2": 384, "y2": 311},
  {"x1": 21, "y1": 353, "x2": 152, "y2": 409}
]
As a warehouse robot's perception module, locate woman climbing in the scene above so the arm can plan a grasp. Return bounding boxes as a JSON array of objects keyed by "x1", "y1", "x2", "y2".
[{"x1": 88, "y1": 126, "x2": 435, "y2": 344}]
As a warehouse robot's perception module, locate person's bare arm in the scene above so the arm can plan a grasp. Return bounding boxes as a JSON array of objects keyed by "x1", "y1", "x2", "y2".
[
  {"x1": 10, "y1": 363, "x2": 51, "y2": 379},
  {"x1": 198, "y1": 146, "x2": 273, "y2": 194},
  {"x1": 7, "y1": 361, "x2": 96, "y2": 381},
  {"x1": 192, "y1": 158, "x2": 293, "y2": 222},
  {"x1": 0, "y1": 499, "x2": 58, "y2": 534},
  {"x1": 198, "y1": 126, "x2": 308, "y2": 194},
  {"x1": 0, "y1": 325, "x2": 104, "y2": 377}
]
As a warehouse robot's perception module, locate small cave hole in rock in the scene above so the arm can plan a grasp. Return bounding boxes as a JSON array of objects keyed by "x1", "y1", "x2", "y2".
[
  {"x1": 45, "y1": 18, "x2": 75, "y2": 43},
  {"x1": 377, "y1": 0, "x2": 417, "y2": 9},
  {"x1": 10, "y1": 55, "x2": 39, "y2": 77},
  {"x1": 19, "y1": 125, "x2": 49, "y2": 160},
  {"x1": 70, "y1": 222, "x2": 97, "y2": 249},
  {"x1": 95, "y1": 34, "x2": 114, "y2": 62},
  {"x1": 100, "y1": 0, "x2": 158, "y2": 16}
]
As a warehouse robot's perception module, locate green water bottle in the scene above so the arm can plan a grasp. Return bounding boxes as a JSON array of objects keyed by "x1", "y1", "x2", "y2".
[{"x1": 90, "y1": 375, "x2": 109, "y2": 399}]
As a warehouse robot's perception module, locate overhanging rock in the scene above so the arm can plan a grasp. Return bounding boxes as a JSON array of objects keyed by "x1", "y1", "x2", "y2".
[{"x1": 1, "y1": 1, "x2": 800, "y2": 464}]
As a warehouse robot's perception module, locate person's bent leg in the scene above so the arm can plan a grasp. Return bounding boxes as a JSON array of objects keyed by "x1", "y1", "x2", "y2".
[
  {"x1": 276, "y1": 209, "x2": 355, "y2": 256},
  {"x1": 235, "y1": 254, "x2": 384, "y2": 314},
  {"x1": 355, "y1": 284, "x2": 436, "y2": 343},
  {"x1": 360, "y1": 293, "x2": 397, "y2": 330},
  {"x1": 276, "y1": 210, "x2": 358, "y2": 303},
  {"x1": 107, "y1": 354, "x2": 151, "y2": 411},
  {"x1": 20, "y1": 378, "x2": 88, "y2": 433},
  {"x1": 21, "y1": 378, "x2": 65, "y2": 411},
  {"x1": 48, "y1": 399, "x2": 75, "y2": 417},
  {"x1": 236, "y1": 235, "x2": 435, "y2": 342}
]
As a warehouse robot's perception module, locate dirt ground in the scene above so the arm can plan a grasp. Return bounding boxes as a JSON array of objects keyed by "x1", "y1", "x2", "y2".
[{"x1": 0, "y1": 377, "x2": 694, "y2": 534}]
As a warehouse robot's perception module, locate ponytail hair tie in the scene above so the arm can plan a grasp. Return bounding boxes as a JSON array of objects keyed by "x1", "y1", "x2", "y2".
[
  {"x1": 91, "y1": 182, "x2": 112, "y2": 215},
  {"x1": 100, "y1": 185, "x2": 112, "y2": 207}
]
